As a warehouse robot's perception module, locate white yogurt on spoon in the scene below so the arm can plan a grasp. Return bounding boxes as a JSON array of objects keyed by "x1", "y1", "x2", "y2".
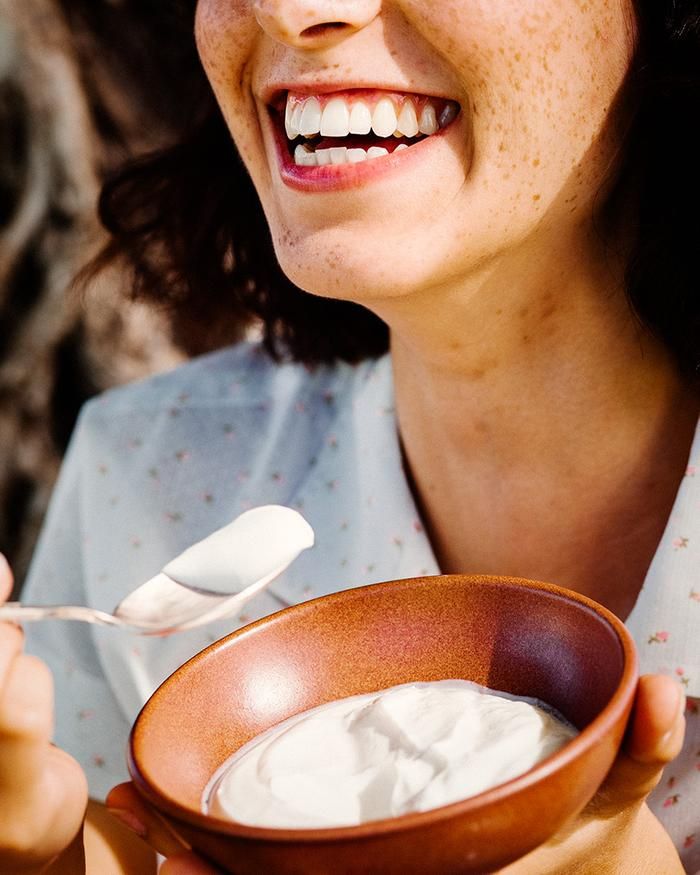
[{"x1": 204, "y1": 679, "x2": 577, "y2": 828}]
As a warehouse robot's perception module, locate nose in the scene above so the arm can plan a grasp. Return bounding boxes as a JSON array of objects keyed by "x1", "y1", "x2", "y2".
[{"x1": 253, "y1": 0, "x2": 381, "y2": 49}]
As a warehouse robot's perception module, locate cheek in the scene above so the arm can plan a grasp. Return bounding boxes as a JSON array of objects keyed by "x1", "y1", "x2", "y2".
[
  {"x1": 195, "y1": 0, "x2": 261, "y2": 164},
  {"x1": 195, "y1": 0, "x2": 256, "y2": 89}
]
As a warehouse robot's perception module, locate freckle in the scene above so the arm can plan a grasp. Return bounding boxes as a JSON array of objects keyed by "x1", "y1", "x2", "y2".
[
  {"x1": 532, "y1": 158, "x2": 540, "y2": 167},
  {"x1": 522, "y1": 334, "x2": 530, "y2": 343},
  {"x1": 496, "y1": 309, "x2": 503, "y2": 316},
  {"x1": 519, "y1": 306, "x2": 529, "y2": 319},
  {"x1": 533, "y1": 194, "x2": 541, "y2": 202}
]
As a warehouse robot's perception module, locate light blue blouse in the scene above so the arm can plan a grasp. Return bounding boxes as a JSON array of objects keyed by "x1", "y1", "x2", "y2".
[{"x1": 22, "y1": 342, "x2": 700, "y2": 870}]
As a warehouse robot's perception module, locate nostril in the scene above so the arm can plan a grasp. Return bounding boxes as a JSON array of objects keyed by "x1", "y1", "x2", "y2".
[{"x1": 300, "y1": 21, "x2": 351, "y2": 39}]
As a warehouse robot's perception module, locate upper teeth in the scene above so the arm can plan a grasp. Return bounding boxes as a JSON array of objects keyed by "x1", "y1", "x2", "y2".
[{"x1": 284, "y1": 93, "x2": 450, "y2": 141}]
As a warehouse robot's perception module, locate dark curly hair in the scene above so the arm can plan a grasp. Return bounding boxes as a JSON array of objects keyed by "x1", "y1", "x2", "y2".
[{"x1": 71, "y1": 0, "x2": 699, "y2": 372}]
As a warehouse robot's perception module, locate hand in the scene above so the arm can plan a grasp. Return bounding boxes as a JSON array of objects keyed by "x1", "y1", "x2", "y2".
[
  {"x1": 0, "y1": 553, "x2": 89, "y2": 874},
  {"x1": 499, "y1": 673, "x2": 687, "y2": 875},
  {"x1": 106, "y1": 783, "x2": 220, "y2": 874}
]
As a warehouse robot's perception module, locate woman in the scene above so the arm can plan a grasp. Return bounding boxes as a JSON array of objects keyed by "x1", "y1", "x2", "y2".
[{"x1": 1, "y1": 0, "x2": 698, "y2": 871}]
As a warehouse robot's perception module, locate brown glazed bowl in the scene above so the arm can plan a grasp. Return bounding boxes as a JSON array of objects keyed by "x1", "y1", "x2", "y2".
[{"x1": 129, "y1": 575, "x2": 638, "y2": 875}]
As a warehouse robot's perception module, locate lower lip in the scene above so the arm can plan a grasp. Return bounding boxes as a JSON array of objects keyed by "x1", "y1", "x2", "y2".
[{"x1": 270, "y1": 112, "x2": 459, "y2": 194}]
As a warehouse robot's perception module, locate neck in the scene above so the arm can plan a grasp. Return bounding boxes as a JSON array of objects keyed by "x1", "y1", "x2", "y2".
[{"x1": 373, "y1": 225, "x2": 700, "y2": 615}]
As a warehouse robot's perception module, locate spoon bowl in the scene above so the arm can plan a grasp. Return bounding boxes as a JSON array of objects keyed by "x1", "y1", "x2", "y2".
[{"x1": 0, "y1": 506, "x2": 313, "y2": 635}]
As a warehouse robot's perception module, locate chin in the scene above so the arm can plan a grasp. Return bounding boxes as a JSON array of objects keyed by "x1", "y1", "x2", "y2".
[{"x1": 273, "y1": 243, "x2": 430, "y2": 305}]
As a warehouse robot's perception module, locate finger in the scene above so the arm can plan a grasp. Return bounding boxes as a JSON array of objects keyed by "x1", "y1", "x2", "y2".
[
  {"x1": 0, "y1": 623, "x2": 24, "y2": 692},
  {"x1": 107, "y1": 781, "x2": 190, "y2": 858},
  {"x1": 160, "y1": 851, "x2": 223, "y2": 875},
  {"x1": 0, "y1": 552, "x2": 13, "y2": 602},
  {"x1": 588, "y1": 674, "x2": 686, "y2": 814},
  {"x1": 626, "y1": 674, "x2": 685, "y2": 764},
  {"x1": 0, "y1": 654, "x2": 53, "y2": 790}
]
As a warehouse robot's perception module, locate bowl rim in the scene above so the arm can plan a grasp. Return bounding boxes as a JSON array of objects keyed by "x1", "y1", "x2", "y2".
[{"x1": 128, "y1": 573, "x2": 639, "y2": 843}]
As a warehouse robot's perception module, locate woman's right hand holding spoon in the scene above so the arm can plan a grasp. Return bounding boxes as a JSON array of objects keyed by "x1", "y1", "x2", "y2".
[{"x1": 0, "y1": 553, "x2": 88, "y2": 874}]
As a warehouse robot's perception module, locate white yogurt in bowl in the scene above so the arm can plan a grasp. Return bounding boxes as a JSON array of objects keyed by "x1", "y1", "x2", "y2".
[{"x1": 203, "y1": 679, "x2": 577, "y2": 829}]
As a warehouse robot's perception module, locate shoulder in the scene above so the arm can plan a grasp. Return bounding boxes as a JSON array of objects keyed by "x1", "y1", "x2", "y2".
[
  {"x1": 72, "y1": 341, "x2": 391, "y2": 458},
  {"x1": 78, "y1": 341, "x2": 365, "y2": 426}
]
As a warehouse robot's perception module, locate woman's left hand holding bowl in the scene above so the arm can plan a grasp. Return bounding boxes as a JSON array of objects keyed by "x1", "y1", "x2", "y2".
[{"x1": 501, "y1": 674, "x2": 686, "y2": 875}]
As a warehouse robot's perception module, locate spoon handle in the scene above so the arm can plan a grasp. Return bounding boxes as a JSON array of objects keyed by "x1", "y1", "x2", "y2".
[{"x1": 0, "y1": 602, "x2": 124, "y2": 628}]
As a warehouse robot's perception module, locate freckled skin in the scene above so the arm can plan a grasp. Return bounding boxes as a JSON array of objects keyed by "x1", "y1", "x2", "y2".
[{"x1": 195, "y1": 0, "x2": 635, "y2": 309}]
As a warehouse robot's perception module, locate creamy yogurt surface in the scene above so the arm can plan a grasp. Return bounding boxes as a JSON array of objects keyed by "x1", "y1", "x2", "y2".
[{"x1": 204, "y1": 679, "x2": 577, "y2": 828}]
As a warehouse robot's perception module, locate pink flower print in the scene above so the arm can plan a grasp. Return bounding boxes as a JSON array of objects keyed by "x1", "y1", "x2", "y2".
[
  {"x1": 165, "y1": 511, "x2": 183, "y2": 523},
  {"x1": 295, "y1": 401, "x2": 307, "y2": 414},
  {"x1": 672, "y1": 536, "x2": 689, "y2": 550},
  {"x1": 175, "y1": 449, "x2": 191, "y2": 462},
  {"x1": 648, "y1": 631, "x2": 669, "y2": 644},
  {"x1": 683, "y1": 835, "x2": 695, "y2": 849},
  {"x1": 177, "y1": 392, "x2": 190, "y2": 404},
  {"x1": 237, "y1": 469, "x2": 250, "y2": 483},
  {"x1": 149, "y1": 467, "x2": 159, "y2": 481},
  {"x1": 130, "y1": 536, "x2": 142, "y2": 549},
  {"x1": 326, "y1": 479, "x2": 338, "y2": 491},
  {"x1": 128, "y1": 437, "x2": 143, "y2": 449},
  {"x1": 340, "y1": 520, "x2": 349, "y2": 531},
  {"x1": 200, "y1": 492, "x2": 214, "y2": 504},
  {"x1": 97, "y1": 463, "x2": 108, "y2": 476},
  {"x1": 662, "y1": 794, "x2": 680, "y2": 808},
  {"x1": 686, "y1": 464, "x2": 696, "y2": 477},
  {"x1": 413, "y1": 520, "x2": 424, "y2": 533},
  {"x1": 690, "y1": 590, "x2": 700, "y2": 603},
  {"x1": 92, "y1": 755, "x2": 106, "y2": 768},
  {"x1": 393, "y1": 536, "x2": 404, "y2": 548},
  {"x1": 223, "y1": 423, "x2": 236, "y2": 439},
  {"x1": 675, "y1": 667, "x2": 690, "y2": 687},
  {"x1": 327, "y1": 435, "x2": 338, "y2": 449},
  {"x1": 667, "y1": 775, "x2": 676, "y2": 789},
  {"x1": 78, "y1": 709, "x2": 95, "y2": 721},
  {"x1": 271, "y1": 471, "x2": 284, "y2": 484}
]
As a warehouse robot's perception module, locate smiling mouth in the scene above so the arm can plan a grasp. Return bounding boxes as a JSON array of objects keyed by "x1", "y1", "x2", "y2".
[{"x1": 270, "y1": 90, "x2": 461, "y2": 168}]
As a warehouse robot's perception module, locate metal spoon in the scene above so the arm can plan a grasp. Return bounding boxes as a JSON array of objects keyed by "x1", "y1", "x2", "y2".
[{"x1": 0, "y1": 505, "x2": 314, "y2": 635}]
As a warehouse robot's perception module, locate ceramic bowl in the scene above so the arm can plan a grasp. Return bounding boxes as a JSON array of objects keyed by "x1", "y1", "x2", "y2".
[{"x1": 128, "y1": 574, "x2": 638, "y2": 874}]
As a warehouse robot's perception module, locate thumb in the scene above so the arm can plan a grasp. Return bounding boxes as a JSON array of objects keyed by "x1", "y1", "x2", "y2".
[
  {"x1": 590, "y1": 674, "x2": 686, "y2": 815},
  {"x1": 0, "y1": 552, "x2": 13, "y2": 603}
]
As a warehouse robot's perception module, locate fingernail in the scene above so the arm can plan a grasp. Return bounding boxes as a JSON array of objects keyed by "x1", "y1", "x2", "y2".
[
  {"x1": 660, "y1": 687, "x2": 686, "y2": 747},
  {"x1": 678, "y1": 690, "x2": 687, "y2": 720},
  {"x1": 107, "y1": 808, "x2": 148, "y2": 838}
]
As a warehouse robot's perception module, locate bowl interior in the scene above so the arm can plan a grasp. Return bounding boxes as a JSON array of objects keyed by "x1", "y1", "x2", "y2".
[{"x1": 130, "y1": 575, "x2": 629, "y2": 821}]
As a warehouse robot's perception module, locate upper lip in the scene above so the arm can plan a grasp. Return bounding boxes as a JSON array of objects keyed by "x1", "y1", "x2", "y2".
[{"x1": 259, "y1": 81, "x2": 460, "y2": 107}]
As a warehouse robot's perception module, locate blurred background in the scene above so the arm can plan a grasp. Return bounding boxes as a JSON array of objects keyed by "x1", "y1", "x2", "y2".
[{"x1": 0, "y1": 1, "x2": 211, "y2": 592}]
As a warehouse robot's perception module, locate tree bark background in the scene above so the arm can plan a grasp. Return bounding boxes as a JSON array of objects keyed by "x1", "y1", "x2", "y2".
[{"x1": 0, "y1": 1, "x2": 185, "y2": 594}]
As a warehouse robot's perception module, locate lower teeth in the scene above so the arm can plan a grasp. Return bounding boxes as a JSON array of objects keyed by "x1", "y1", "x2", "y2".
[{"x1": 294, "y1": 143, "x2": 409, "y2": 167}]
